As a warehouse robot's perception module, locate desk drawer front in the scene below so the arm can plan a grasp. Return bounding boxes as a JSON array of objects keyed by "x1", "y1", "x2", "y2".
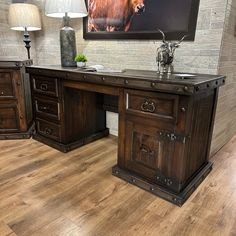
[
  {"x1": 36, "y1": 119, "x2": 61, "y2": 141},
  {"x1": 0, "y1": 71, "x2": 15, "y2": 98},
  {"x1": 32, "y1": 76, "x2": 58, "y2": 97},
  {"x1": 35, "y1": 98, "x2": 60, "y2": 121},
  {"x1": 126, "y1": 90, "x2": 179, "y2": 123}
]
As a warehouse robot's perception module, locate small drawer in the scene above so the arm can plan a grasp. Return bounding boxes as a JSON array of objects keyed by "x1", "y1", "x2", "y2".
[
  {"x1": 32, "y1": 76, "x2": 59, "y2": 97},
  {"x1": 0, "y1": 71, "x2": 15, "y2": 98},
  {"x1": 125, "y1": 89, "x2": 179, "y2": 123},
  {"x1": 34, "y1": 97, "x2": 60, "y2": 121},
  {"x1": 36, "y1": 119, "x2": 62, "y2": 142}
]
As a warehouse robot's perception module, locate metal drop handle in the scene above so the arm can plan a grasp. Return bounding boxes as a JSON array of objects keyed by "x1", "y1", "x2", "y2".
[
  {"x1": 140, "y1": 144, "x2": 154, "y2": 156},
  {"x1": 141, "y1": 100, "x2": 156, "y2": 113},
  {"x1": 44, "y1": 128, "x2": 52, "y2": 135},
  {"x1": 40, "y1": 83, "x2": 48, "y2": 91}
]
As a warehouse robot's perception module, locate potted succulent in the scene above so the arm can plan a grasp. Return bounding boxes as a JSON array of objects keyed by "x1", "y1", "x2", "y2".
[{"x1": 75, "y1": 54, "x2": 88, "y2": 68}]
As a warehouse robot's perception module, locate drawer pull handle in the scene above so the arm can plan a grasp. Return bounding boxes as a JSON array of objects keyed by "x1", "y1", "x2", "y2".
[
  {"x1": 39, "y1": 106, "x2": 49, "y2": 111},
  {"x1": 44, "y1": 128, "x2": 52, "y2": 135},
  {"x1": 141, "y1": 100, "x2": 156, "y2": 113},
  {"x1": 140, "y1": 144, "x2": 154, "y2": 156},
  {"x1": 40, "y1": 83, "x2": 48, "y2": 91}
]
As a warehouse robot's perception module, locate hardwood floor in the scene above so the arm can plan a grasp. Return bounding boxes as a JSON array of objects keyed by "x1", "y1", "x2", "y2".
[{"x1": 0, "y1": 135, "x2": 236, "y2": 236}]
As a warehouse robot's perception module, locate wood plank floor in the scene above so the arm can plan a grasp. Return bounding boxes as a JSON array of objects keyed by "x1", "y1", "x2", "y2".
[{"x1": 0, "y1": 135, "x2": 236, "y2": 236}]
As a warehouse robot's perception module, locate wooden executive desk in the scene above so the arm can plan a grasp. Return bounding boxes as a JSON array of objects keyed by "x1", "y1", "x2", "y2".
[{"x1": 26, "y1": 65, "x2": 225, "y2": 206}]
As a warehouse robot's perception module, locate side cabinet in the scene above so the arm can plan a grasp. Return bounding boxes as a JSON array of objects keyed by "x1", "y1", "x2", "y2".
[
  {"x1": 113, "y1": 88, "x2": 217, "y2": 206},
  {"x1": 0, "y1": 60, "x2": 33, "y2": 139}
]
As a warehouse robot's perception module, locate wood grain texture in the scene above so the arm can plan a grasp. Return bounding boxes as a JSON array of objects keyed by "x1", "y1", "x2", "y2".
[{"x1": 0, "y1": 135, "x2": 236, "y2": 236}]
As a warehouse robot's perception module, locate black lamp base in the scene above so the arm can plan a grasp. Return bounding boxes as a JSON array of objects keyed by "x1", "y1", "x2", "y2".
[{"x1": 23, "y1": 27, "x2": 31, "y2": 60}]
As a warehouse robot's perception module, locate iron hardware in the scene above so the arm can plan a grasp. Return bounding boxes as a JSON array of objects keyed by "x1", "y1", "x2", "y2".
[
  {"x1": 159, "y1": 131, "x2": 186, "y2": 143},
  {"x1": 141, "y1": 100, "x2": 156, "y2": 113}
]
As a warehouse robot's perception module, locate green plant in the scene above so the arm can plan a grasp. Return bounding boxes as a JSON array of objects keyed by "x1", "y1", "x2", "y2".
[{"x1": 75, "y1": 54, "x2": 88, "y2": 63}]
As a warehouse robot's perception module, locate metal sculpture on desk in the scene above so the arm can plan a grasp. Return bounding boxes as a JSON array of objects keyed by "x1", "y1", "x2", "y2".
[{"x1": 156, "y1": 30, "x2": 187, "y2": 75}]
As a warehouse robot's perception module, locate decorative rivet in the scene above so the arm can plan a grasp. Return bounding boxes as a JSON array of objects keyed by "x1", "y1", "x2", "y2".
[
  {"x1": 150, "y1": 187, "x2": 155, "y2": 191},
  {"x1": 101, "y1": 77, "x2": 105, "y2": 81},
  {"x1": 83, "y1": 75, "x2": 87, "y2": 79},
  {"x1": 195, "y1": 86, "x2": 200, "y2": 92},
  {"x1": 115, "y1": 171, "x2": 119, "y2": 175},
  {"x1": 1, "y1": 91, "x2": 4, "y2": 95},
  {"x1": 132, "y1": 178, "x2": 136, "y2": 183},
  {"x1": 181, "y1": 107, "x2": 186, "y2": 113},
  {"x1": 125, "y1": 80, "x2": 129, "y2": 85},
  {"x1": 184, "y1": 86, "x2": 188, "y2": 91},
  {"x1": 156, "y1": 176, "x2": 160, "y2": 180},
  {"x1": 151, "y1": 82, "x2": 156, "y2": 87}
]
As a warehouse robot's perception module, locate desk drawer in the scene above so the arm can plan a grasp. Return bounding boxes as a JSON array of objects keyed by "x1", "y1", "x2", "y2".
[
  {"x1": 34, "y1": 97, "x2": 60, "y2": 121},
  {"x1": 125, "y1": 89, "x2": 179, "y2": 123},
  {"x1": 36, "y1": 119, "x2": 62, "y2": 142},
  {"x1": 32, "y1": 76, "x2": 59, "y2": 97}
]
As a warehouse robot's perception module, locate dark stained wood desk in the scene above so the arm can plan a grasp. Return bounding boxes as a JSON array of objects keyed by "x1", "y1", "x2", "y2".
[{"x1": 26, "y1": 65, "x2": 225, "y2": 206}]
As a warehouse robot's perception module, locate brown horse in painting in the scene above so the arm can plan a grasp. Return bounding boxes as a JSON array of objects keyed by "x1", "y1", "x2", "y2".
[{"x1": 88, "y1": 0, "x2": 145, "y2": 32}]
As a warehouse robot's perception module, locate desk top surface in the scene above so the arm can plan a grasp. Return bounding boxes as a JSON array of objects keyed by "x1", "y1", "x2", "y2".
[
  {"x1": 27, "y1": 65, "x2": 225, "y2": 86},
  {"x1": 26, "y1": 65, "x2": 226, "y2": 95}
]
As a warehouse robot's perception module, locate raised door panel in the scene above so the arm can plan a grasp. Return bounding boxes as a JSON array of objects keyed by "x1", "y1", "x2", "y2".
[
  {"x1": 0, "y1": 70, "x2": 16, "y2": 99},
  {"x1": 124, "y1": 120, "x2": 185, "y2": 193},
  {"x1": 0, "y1": 104, "x2": 19, "y2": 132}
]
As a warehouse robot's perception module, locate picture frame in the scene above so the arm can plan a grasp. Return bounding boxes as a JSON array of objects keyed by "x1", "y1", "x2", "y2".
[{"x1": 83, "y1": 0, "x2": 200, "y2": 41}]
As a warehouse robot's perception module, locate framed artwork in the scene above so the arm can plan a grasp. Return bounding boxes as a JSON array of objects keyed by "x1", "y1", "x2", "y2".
[{"x1": 83, "y1": 0, "x2": 200, "y2": 41}]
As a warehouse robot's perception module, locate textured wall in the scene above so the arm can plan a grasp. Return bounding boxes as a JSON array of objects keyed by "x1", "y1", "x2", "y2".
[
  {"x1": 0, "y1": 0, "x2": 37, "y2": 59},
  {"x1": 211, "y1": 0, "x2": 236, "y2": 154}
]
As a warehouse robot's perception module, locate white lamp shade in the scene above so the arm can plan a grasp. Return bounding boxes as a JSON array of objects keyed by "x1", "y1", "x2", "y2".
[
  {"x1": 8, "y1": 3, "x2": 41, "y2": 31},
  {"x1": 45, "y1": 0, "x2": 88, "y2": 18}
]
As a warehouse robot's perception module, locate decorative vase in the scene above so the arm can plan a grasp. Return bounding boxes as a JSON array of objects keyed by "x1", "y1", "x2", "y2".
[{"x1": 77, "y1": 62, "x2": 86, "y2": 68}]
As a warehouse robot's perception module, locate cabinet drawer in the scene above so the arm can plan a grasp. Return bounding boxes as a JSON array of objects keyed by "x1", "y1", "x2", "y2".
[
  {"x1": 125, "y1": 89, "x2": 179, "y2": 123},
  {"x1": 0, "y1": 71, "x2": 15, "y2": 98},
  {"x1": 36, "y1": 119, "x2": 62, "y2": 142},
  {"x1": 34, "y1": 97, "x2": 60, "y2": 121},
  {"x1": 0, "y1": 105, "x2": 19, "y2": 132},
  {"x1": 32, "y1": 76, "x2": 59, "y2": 97}
]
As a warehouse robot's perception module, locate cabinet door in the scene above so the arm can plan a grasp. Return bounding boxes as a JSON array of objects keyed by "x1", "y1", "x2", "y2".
[{"x1": 124, "y1": 119, "x2": 186, "y2": 193}]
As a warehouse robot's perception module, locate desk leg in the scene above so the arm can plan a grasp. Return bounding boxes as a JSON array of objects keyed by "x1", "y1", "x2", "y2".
[{"x1": 117, "y1": 88, "x2": 126, "y2": 168}]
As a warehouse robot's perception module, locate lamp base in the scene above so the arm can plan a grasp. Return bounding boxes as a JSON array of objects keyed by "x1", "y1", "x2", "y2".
[{"x1": 60, "y1": 15, "x2": 77, "y2": 67}]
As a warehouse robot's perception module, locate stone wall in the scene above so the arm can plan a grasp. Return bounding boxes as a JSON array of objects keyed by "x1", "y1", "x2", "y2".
[{"x1": 211, "y1": 0, "x2": 236, "y2": 154}]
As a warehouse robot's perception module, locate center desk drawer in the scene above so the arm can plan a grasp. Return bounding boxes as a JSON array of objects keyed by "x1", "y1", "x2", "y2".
[
  {"x1": 34, "y1": 97, "x2": 60, "y2": 121},
  {"x1": 36, "y1": 119, "x2": 62, "y2": 142},
  {"x1": 125, "y1": 89, "x2": 179, "y2": 123},
  {"x1": 32, "y1": 76, "x2": 59, "y2": 97}
]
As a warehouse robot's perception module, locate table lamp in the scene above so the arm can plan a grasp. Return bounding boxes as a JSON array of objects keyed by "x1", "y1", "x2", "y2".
[
  {"x1": 8, "y1": 3, "x2": 41, "y2": 60},
  {"x1": 45, "y1": 0, "x2": 88, "y2": 67}
]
